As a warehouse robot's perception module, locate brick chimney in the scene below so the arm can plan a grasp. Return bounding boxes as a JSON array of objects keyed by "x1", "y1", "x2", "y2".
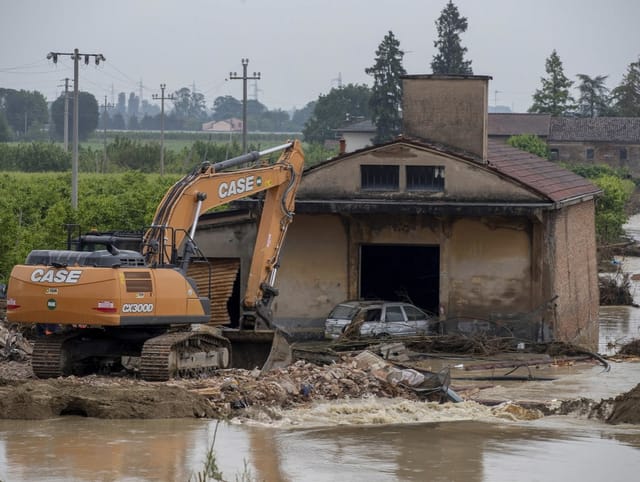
[{"x1": 402, "y1": 74, "x2": 492, "y2": 161}]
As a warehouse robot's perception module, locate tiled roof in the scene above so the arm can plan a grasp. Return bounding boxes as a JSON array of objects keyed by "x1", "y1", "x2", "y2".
[
  {"x1": 307, "y1": 137, "x2": 601, "y2": 204},
  {"x1": 488, "y1": 113, "x2": 551, "y2": 137},
  {"x1": 337, "y1": 120, "x2": 375, "y2": 133},
  {"x1": 549, "y1": 117, "x2": 640, "y2": 142},
  {"x1": 486, "y1": 139, "x2": 601, "y2": 203}
]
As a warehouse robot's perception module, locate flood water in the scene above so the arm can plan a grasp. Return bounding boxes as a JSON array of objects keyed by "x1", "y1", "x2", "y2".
[{"x1": 3, "y1": 220, "x2": 640, "y2": 481}]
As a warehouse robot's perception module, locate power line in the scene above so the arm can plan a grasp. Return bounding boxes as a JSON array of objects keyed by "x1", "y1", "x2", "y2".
[
  {"x1": 47, "y1": 49, "x2": 106, "y2": 211},
  {"x1": 151, "y1": 84, "x2": 174, "y2": 176},
  {"x1": 229, "y1": 58, "x2": 260, "y2": 153}
]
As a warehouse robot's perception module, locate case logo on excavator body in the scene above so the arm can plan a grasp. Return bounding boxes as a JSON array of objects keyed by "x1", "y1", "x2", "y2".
[
  {"x1": 218, "y1": 175, "x2": 260, "y2": 199},
  {"x1": 30, "y1": 268, "x2": 82, "y2": 284}
]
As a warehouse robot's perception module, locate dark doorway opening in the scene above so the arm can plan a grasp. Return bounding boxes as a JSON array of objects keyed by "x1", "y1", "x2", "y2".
[
  {"x1": 227, "y1": 269, "x2": 241, "y2": 328},
  {"x1": 360, "y1": 244, "x2": 440, "y2": 315}
]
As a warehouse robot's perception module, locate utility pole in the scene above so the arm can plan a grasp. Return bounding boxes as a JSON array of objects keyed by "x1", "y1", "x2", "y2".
[
  {"x1": 229, "y1": 58, "x2": 260, "y2": 153},
  {"x1": 47, "y1": 49, "x2": 105, "y2": 210},
  {"x1": 152, "y1": 84, "x2": 174, "y2": 176},
  {"x1": 100, "y1": 95, "x2": 112, "y2": 172}
]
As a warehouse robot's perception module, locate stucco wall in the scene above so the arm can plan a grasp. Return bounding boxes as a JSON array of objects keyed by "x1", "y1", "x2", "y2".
[
  {"x1": 546, "y1": 201, "x2": 599, "y2": 348},
  {"x1": 446, "y1": 217, "x2": 532, "y2": 316},
  {"x1": 402, "y1": 77, "x2": 489, "y2": 159},
  {"x1": 274, "y1": 214, "x2": 349, "y2": 321},
  {"x1": 300, "y1": 144, "x2": 541, "y2": 202}
]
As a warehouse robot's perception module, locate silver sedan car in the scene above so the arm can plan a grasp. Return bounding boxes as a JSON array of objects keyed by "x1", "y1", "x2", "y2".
[{"x1": 324, "y1": 300, "x2": 437, "y2": 339}]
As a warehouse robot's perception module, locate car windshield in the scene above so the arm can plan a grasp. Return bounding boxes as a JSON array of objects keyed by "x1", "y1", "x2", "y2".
[{"x1": 328, "y1": 304, "x2": 359, "y2": 320}]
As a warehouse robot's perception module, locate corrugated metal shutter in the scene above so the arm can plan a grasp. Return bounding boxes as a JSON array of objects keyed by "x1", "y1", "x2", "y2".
[{"x1": 187, "y1": 258, "x2": 239, "y2": 325}]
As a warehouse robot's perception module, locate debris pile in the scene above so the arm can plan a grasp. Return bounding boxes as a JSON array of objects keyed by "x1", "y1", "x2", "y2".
[
  {"x1": 618, "y1": 338, "x2": 640, "y2": 356},
  {"x1": 599, "y1": 271, "x2": 634, "y2": 305},
  {"x1": 181, "y1": 354, "x2": 431, "y2": 418},
  {"x1": 0, "y1": 322, "x2": 32, "y2": 363}
]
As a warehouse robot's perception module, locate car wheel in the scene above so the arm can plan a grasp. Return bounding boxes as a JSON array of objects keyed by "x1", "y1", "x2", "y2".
[{"x1": 375, "y1": 332, "x2": 390, "y2": 339}]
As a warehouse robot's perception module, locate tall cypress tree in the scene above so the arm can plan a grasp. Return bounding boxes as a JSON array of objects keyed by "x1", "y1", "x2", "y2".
[
  {"x1": 529, "y1": 50, "x2": 575, "y2": 116},
  {"x1": 365, "y1": 31, "x2": 406, "y2": 144},
  {"x1": 431, "y1": 1, "x2": 473, "y2": 75},
  {"x1": 612, "y1": 57, "x2": 640, "y2": 117}
]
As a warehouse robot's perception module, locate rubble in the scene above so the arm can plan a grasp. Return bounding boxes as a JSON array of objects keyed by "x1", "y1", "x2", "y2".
[{"x1": 1, "y1": 324, "x2": 639, "y2": 425}]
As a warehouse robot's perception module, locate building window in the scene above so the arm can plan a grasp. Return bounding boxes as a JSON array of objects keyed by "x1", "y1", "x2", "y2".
[
  {"x1": 620, "y1": 148, "x2": 628, "y2": 161},
  {"x1": 586, "y1": 148, "x2": 595, "y2": 161},
  {"x1": 549, "y1": 149, "x2": 559, "y2": 161},
  {"x1": 406, "y1": 166, "x2": 445, "y2": 192},
  {"x1": 361, "y1": 165, "x2": 399, "y2": 191}
]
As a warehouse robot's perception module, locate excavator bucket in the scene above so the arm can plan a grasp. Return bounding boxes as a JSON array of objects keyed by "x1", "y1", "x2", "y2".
[
  {"x1": 260, "y1": 329, "x2": 293, "y2": 372},
  {"x1": 221, "y1": 328, "x2": 292, "y2": 371}
]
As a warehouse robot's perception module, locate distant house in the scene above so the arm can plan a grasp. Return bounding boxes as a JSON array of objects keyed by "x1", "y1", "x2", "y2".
[
  {"x1": 488, "y1": 113, "x2": 551, "y2": 142},
  {"x1": 488, "y1": 113, "x2": 640, "y2": 176},
  {"x1": 548, "y1": 117, "x2": 640, "y2": 174},
  {"x1": 202, "y1": 118, "x2": 243, "y2": 132},
  {"x1": 335, "y1": 119, "x2": 376, "y2": 153}
]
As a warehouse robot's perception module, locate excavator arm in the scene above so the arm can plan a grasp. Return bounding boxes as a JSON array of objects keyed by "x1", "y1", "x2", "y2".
[{"x1": 142, "y1": 140, "x2": 305, "y2": 328}]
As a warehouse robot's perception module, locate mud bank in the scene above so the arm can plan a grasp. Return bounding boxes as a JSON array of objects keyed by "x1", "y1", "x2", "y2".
[
  {"x1": 2, "y1": 355, "x2": 640, "y2": 424},
  {"x1": 0, "y1": 357, "x2": 422, "y2": 420}
]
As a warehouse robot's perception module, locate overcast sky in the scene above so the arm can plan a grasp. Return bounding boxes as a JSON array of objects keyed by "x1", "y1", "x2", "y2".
[{"x1": 1, "y1": 0, "x2": 639, "y2": 114}]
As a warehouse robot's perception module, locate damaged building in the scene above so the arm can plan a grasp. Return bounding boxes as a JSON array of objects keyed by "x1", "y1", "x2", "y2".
[{"x1": 195, "y1": 75, "x2": 602, "y2": 348}]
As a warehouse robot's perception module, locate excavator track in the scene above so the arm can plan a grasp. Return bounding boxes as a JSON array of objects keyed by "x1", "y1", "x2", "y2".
[
  {"x1": 32, "y1": 334, "x2": 75, "y2": 379},
  {"x1": 140, "y1": 331, "x2": 232, "y2": 381}
]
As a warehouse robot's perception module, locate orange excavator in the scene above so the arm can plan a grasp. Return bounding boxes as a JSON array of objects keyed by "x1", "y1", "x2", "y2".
[{"x1": 5, "y1": 141, "x2": 304, "y2": 380}]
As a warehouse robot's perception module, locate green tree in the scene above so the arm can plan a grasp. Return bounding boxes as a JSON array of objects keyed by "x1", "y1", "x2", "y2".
[
  {"x1": 431, "y1": 1, "x2": 473, "y2": 75},
  {"x1": 303, "y1": 84, "x2": 371, "y2": 144},
  {"x1": 212, "y1": 95, "x2": 242, "y2": 121},
  {"x1": 0, "y1": 88, "x2": 49, "y2": 137},
  {"x1": 611, "y1": 57, "x2": 640, "y2": 117},
  {"x1": 592, "y1": 174, "x2": 634, "y2": 243},
  {"x1": 291, "y1": 101, "x2": 316, "y2": 131},
  {"x1": 529, "y1": 50, "x2": 575, "y2": 116},
  {"x1": 506, "y1": 134, "x2": 549, "y2": 159},
  {"x1": 366, "y1": 30, "x2": 406, "y2": 144},
  {"x1": 562, "y1": 163, "x2": 634, "y2": 244},
  {"x1": 51, "y1": 91, "x2": 100, "y2": 141},
  {"x1": 576, "y1": 74, "x2": 610, "y2": 117}
]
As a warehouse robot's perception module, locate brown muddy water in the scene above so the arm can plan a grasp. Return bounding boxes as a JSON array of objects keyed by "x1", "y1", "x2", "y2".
[{"x1": 3, "y1": 221, "x2": 640, "y2": 481}]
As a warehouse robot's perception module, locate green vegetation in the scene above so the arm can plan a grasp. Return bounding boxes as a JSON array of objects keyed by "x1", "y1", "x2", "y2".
[
  {"x1": 529, "y1": 50, "x2": 575, "y2": 116},
  {"x1": 0, "y1": 136, "x2": 335, "y2": 280},
  {"x1": 506, "y1": 134, "x2": 549, "y2": 159},
  {"x1": 0, "y1": 172, "x2": 177, "y2": 280},
  {"x1": 302, "y1": 84, "x2": 371, "y2": 144},
  {"x1": 366, "y1": 30, "x2": 406, "y2": 143},
  {"x1": 0, "y1": 135, "x2": 336, "y2": 175},
  {"x1": 561, "y1": 163, "x2": 635, "y2": 244},
  {"x1": 431, "y1": 0, "x2": 473, "y2": 75}
]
